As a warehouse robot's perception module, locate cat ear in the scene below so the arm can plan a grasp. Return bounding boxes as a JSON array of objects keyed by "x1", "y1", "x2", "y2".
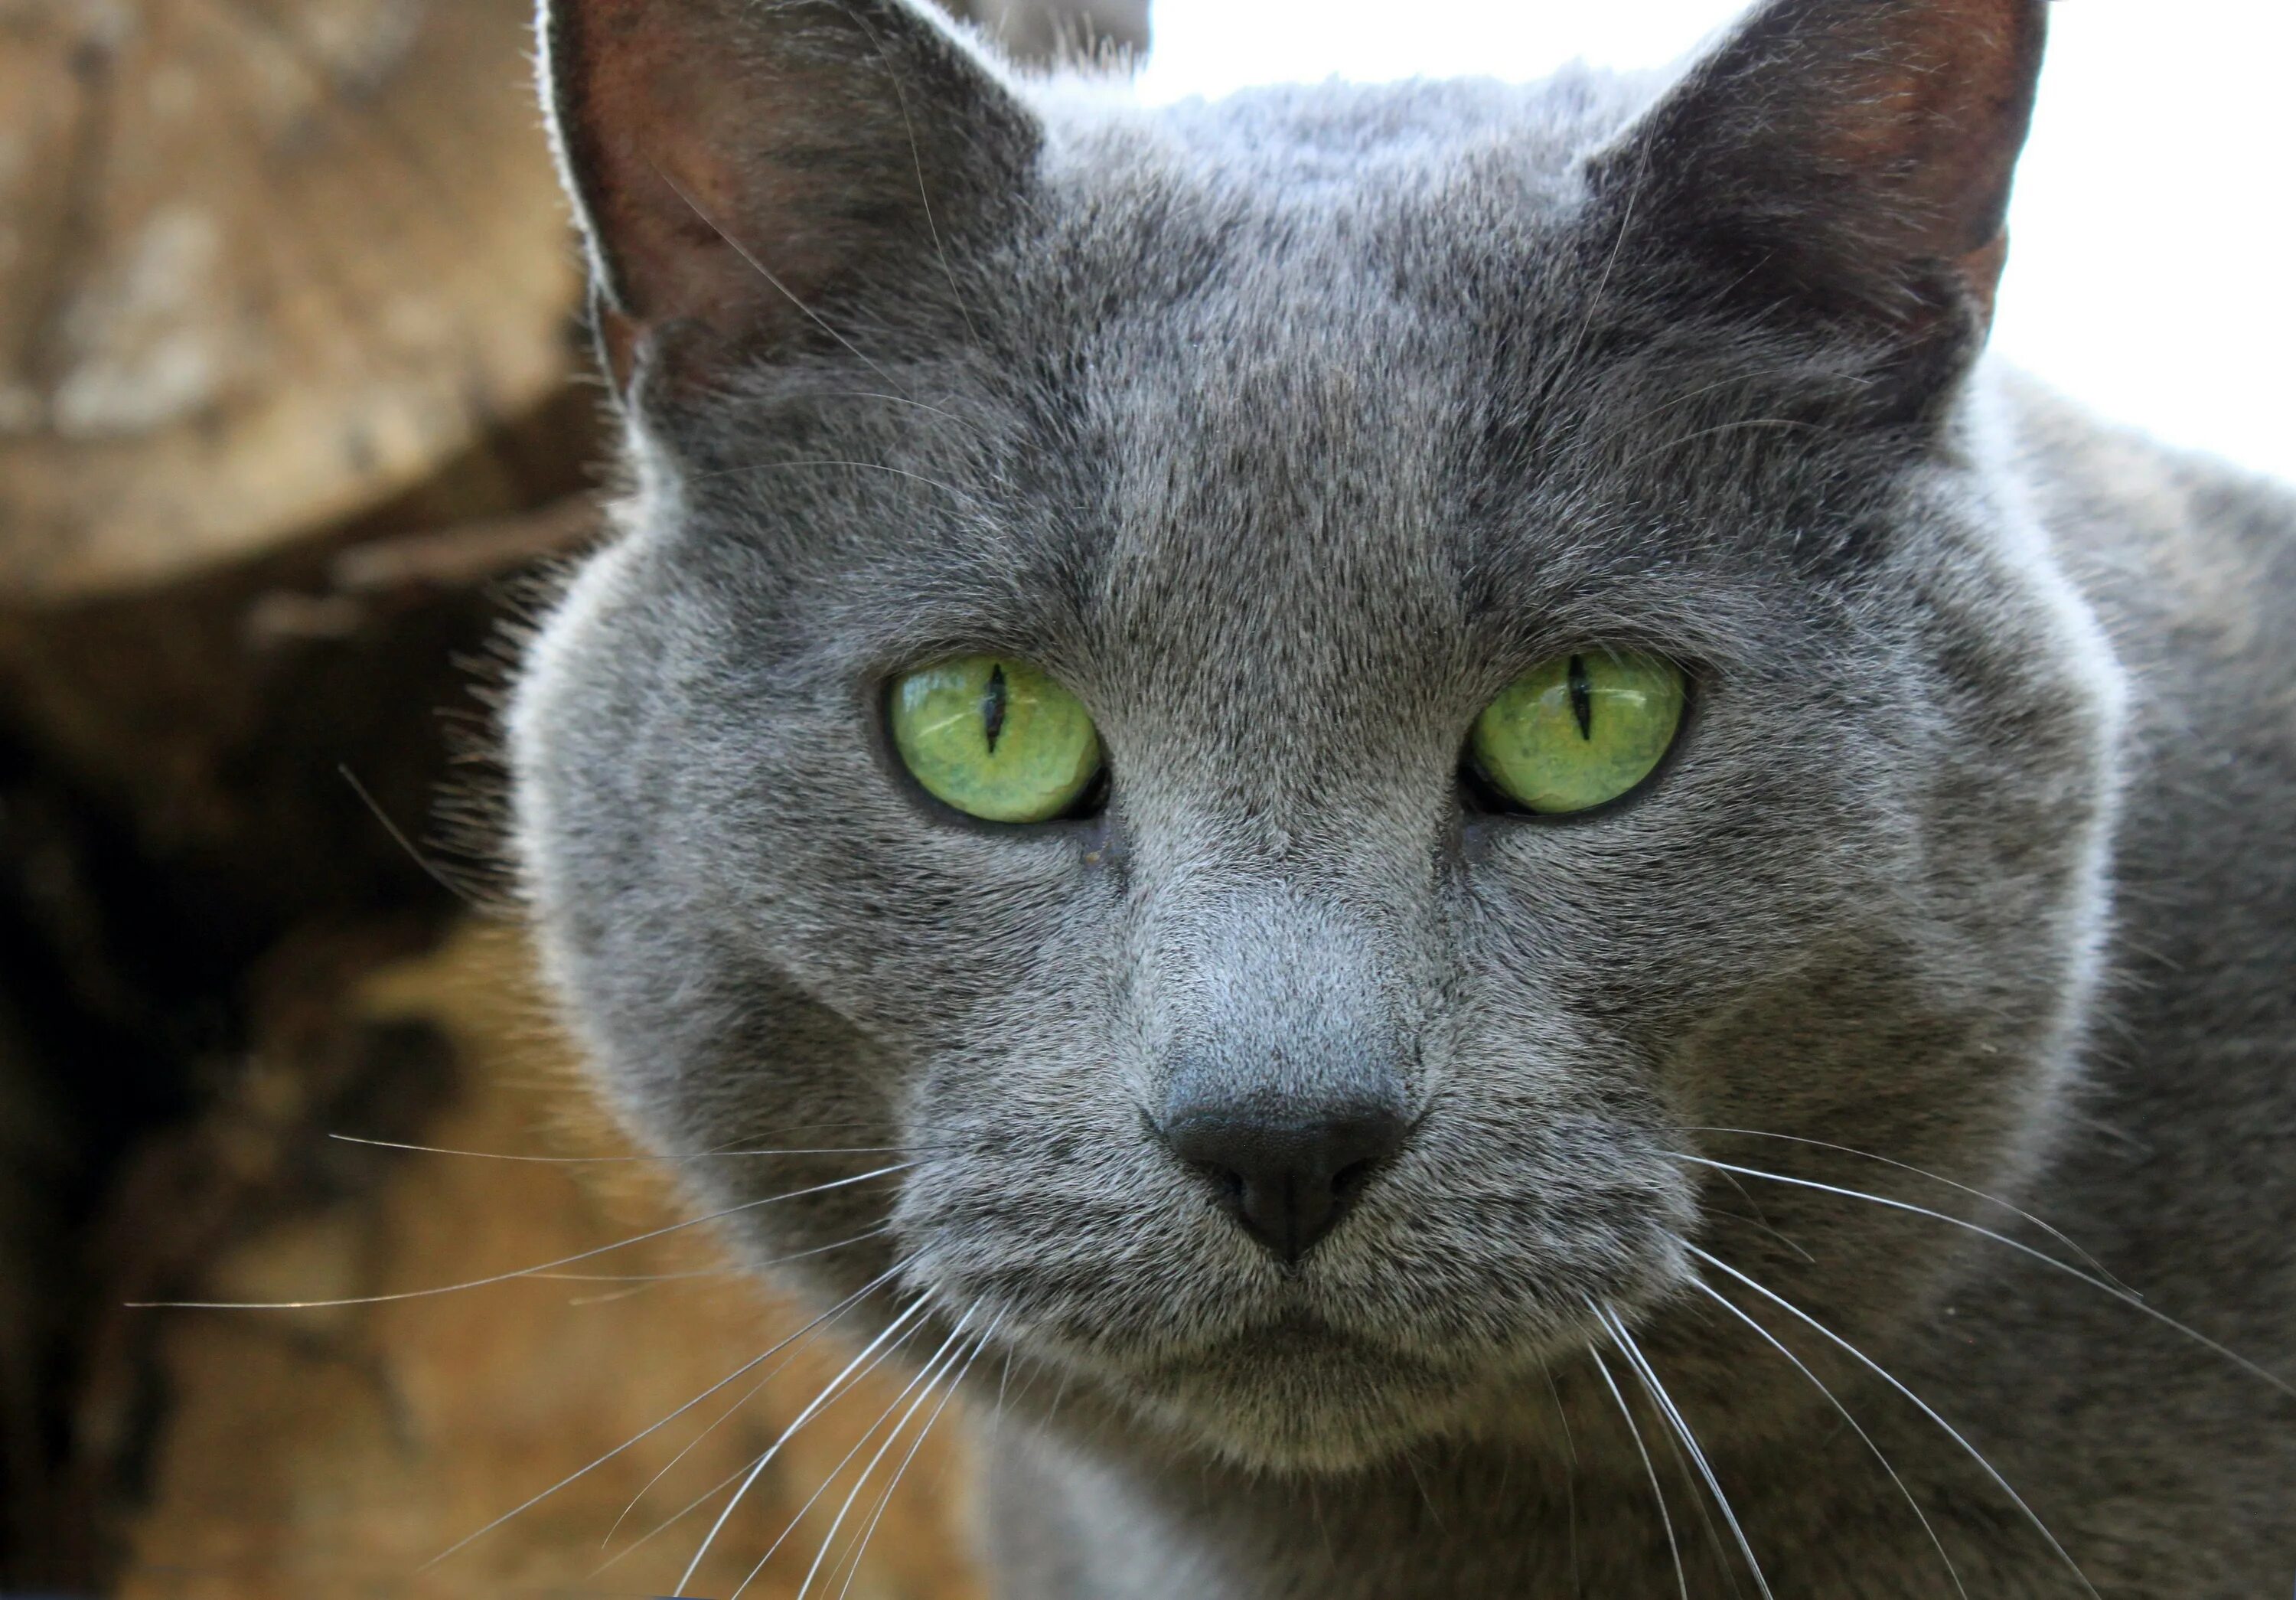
[
  {"x1": 539, "y1": 0, "x2": 1040, "y2": 389},
  {"x1": 1594, "y1": 0, "x2": 2046, "y2": 363}
]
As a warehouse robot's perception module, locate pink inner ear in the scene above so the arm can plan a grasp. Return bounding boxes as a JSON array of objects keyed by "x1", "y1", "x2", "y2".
[
  {"x1": 544, "y1": 0, "x2": 1037, "y2": 384},
  {"x1": 562, "y1": 5, "x2": 817, "y2": 339},
  {"x1": 1812, "y1": 0, "x2": 2043, "y2": 257}
]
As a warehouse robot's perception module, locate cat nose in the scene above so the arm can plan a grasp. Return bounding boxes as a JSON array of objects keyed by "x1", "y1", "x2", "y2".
[{"x1": 1159, "y1": 1099, "x2": 1410, "y2": 1263}]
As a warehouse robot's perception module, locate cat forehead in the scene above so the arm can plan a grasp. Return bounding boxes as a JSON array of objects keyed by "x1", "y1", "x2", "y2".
[
  {"x1": 1021, "y1": 73, "x2": 1636, "y2": 343},
  {"x1": 1000, "y1": 78, "x2": 1674, "y2": 622}
]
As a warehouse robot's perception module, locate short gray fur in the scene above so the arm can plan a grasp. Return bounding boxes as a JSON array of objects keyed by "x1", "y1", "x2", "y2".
[{"x1": 510, "y1": 0, "x2": 2296, "y2": 1592}]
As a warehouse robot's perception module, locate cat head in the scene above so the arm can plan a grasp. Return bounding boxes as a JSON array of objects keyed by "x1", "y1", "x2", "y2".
[{"x1": 513, "y1": 0, "x2": 2124, "y2": 1470}]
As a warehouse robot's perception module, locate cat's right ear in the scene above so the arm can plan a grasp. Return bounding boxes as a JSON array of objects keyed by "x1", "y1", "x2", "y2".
[{"x1": 539, "y1": 0, "x2": 1040, "y2": 393}]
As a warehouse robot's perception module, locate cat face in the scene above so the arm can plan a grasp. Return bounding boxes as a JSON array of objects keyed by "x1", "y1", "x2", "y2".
[{"x1": 515, "y1": 0, "x2": 2122, "y2": 1469}]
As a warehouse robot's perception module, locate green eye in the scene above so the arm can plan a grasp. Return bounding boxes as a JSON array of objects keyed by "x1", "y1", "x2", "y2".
[
  {"x1": 889, "y1": 655, "x2": 1103, "y2": 824},
  {"x1": 1468, "y1": 650, "x2": 1687, "y2": 815}
]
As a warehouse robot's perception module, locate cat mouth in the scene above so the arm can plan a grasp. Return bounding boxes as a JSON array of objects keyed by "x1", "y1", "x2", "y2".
[
  {"x1": 1133, "y1": 1309, "x2": 1450, "y2": 1384},
  {"x1": 1101, "y1": 1310, "x2": 1500, "y2": 1468}
]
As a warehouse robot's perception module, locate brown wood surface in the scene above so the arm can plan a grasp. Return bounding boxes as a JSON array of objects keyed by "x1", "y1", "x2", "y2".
[
  {"x1": 105, "y1": 921, "x2": 986, "y2": 1600},
  {"x1": 0, "y1": 0, "x2": 582, "y2": 602}
]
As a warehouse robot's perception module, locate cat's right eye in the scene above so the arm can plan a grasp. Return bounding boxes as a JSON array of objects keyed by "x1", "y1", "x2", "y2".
[{"x1": 889, "y1": 656, "x2": 1104, "y2": 824}]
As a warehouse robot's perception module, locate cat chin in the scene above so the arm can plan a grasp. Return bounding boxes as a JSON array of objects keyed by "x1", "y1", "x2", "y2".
[{"x1": 1101, "y1": 1324, "x2": 1545, "y2": 1474}]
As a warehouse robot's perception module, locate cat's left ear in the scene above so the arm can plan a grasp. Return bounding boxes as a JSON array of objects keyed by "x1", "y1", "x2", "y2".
[
  {"x1": 539, "y1": 0, "x2": 1040, "y2": 393},
  {"x1": 1594, "y1": 0, "x2": 2046, "y2": 391}
]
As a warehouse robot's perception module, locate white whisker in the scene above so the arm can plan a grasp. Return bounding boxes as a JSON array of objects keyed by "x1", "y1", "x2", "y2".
[
  {"x1": 678, "y1": 1294, "x2": 935, "y2": 1594},
  {"x1": 1711, "y1": 1207, "x2": 1818, "y2": 1266},
  {"x1": 1533, "y1": 145, "x2": 1643, "y2": 424},
  {"x1": 1683, "y1": 1239, "x2": 2101, "y2": 1600},
  {"x1": 589, "y1": 1321, "x2": 939, "y2": 1587},
  {"x1": 1596, "y1": 1302, "x2": 1774, "y2": 1600},
  {"x1": 533, "y1": 1269, "x2": 738, "y2": 1285},
  {"x1": 752, "y1": 1316, "x2": 972, "y2": 1588},
  {"x1": 592, "y1": 1439, "x2": 774, "y2": 1577},
  {"x1": 327, "y1": 1132, "x2": 920, "y2": 1163},
  {"x1": 1589, "y1": 1343, "x2": 1689, "y2": 1600},
  {"x1": 1538, "y1": 1367, "x2": 1583, "y2": 1598},
  {"x1": 651, "y1": 165, "x2": 909, "y2": 394},
  {"x1": 839, "y1": 4, "x2": 985, "y2": 351},
  {"x1": 424, "y1": 1262, "x2": 905, "y2": 1571},
  {"x1": 551, "y1": 1224, "x2": 892, "y2": 1293},
  {"x1": 1688, "y1": 1275, "x2": 1968, "y2": 1600},
  {"x1": 597, "y1": 1233, "x2": 898, "y2": 1556},
  {"x1": 566, "y1": 1284, "x2": 654, "y2": 1306},
  {"x1": 783, "y1": 1311, "x2": 982, "y2": 1600},
  {"x1": 1615, "y1": 1343, "x2": 1744, "y2": 1599},
  {"x1": 136, "y1": 1161, "x2": 917, "y2": 1311},
  {"x1": 1674, "y1": 1152, "x2": 2296, "y2": 1400},
  {"x1": 1681, "y1": 1126, "x2": 2125, "y2": 1288},
  {"x1": 833, "y1": 1317, "x2": 1000, "y2": 1600}
]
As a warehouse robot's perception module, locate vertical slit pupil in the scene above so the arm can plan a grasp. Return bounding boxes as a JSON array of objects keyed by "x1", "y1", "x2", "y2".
[
  {"x1": 982, "y1": 663, "x2": 1009, "y2": 753},
  {"x1": 1567, "y1": 654, "x2": 1595, "y2": 740}
]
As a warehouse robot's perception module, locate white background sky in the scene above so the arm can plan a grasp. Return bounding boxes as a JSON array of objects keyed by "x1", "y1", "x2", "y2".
[{"x1": 1134, "y1": 1, "x2": 2296, "y2": 485}]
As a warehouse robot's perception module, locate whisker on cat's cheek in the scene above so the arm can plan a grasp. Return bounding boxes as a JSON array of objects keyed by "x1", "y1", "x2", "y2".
[
  {"x1": 1671, "y1": 1152, "x2": 2296, "y2": 1400},
  {"x1": 830, "y1": 1320, "x2": 1001, "y2": 1599},
  {"x1": 1678, "y1": 1125, "x2": 2125, "y2": 1288},
  {"x1": 1688, "y1": 1276, "x2": 1968, "y2": 1598},
  {"x1": 1682, "y1": 1240, "x2": 2101, "y2": 1600},
  {"x1": 1596, "y1": 1301, "x2": 1774, "y2": 1600},
  {"x1": 1590, "y1": 1340, "x2": 1689, "y2": 1600},
  {"x1": 324, "y1": 1131, "x2": 928, "y2": 1163},
  {"x1": 133, "y1": 1161, "x2": 919, "y2": 1312},
  {"x1": 590, "y1": 1225, "x2": 900, "y2": 1556}
]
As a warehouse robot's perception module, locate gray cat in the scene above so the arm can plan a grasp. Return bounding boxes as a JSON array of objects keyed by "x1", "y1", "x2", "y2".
[{"x1": 508, "y1": 0, "x2": 2296, "y2": 1592}]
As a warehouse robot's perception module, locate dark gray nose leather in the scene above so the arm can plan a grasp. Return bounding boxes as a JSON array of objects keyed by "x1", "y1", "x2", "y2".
[{"x1": 1161, "y1": 1101, "x2": 1410, "y2": 1262}]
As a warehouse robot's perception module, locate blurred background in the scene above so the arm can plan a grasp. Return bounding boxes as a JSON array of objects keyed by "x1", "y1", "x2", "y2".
[{"x1": 1, "y1": 0, "x2": 2288, "y2": 1594}]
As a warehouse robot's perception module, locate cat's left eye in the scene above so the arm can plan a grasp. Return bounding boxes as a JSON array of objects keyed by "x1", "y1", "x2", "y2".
[
  {"x1": 889, "y1": 655, "x2": 1104, "y2": 824},
  {"x1": 1466, "y1": 649, "x2": 1687, "y2": 816}
]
